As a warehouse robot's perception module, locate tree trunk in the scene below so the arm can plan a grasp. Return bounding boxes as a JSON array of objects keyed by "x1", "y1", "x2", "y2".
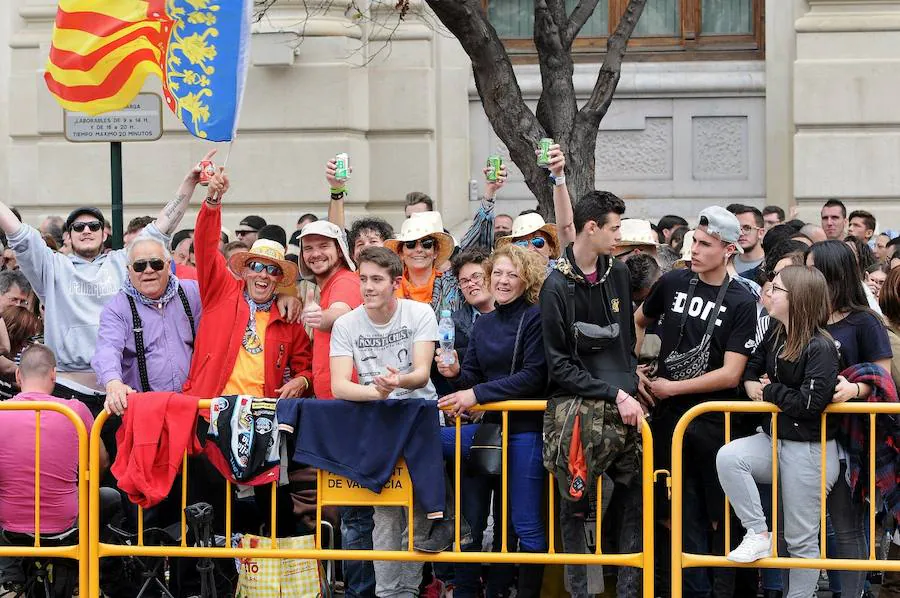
[{"x1": 425, "y1": 0, "x2": 648, "y2": 219}]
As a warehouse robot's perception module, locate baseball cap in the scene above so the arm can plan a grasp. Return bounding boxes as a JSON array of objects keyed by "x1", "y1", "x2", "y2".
[
  {"x1": 65, "y1": 207, "x2": 105, "y2": 230},
  {"x1": 299, "y1": 220, "x2": 355, "y2": 275},
  {"x1": 698, "y1": 206, "x2": 743, "y2": 254},
  {"x1": 237, "y1": 215, "x2": 266, "y2": 233}
]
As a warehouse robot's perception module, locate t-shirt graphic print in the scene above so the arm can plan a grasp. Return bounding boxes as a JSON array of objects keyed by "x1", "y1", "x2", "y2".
[{"x1": 330, "y1": 299, "x2": 439, "y2": 401}]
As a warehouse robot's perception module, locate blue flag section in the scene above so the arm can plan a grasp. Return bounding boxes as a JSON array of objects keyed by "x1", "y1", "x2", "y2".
[{"x1": 162, "y1": 0, "x2": 252, "y2": 141}]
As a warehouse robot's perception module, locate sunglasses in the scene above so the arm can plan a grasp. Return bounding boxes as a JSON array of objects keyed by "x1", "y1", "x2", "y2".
[
  {"x1": 514, "y1": 237, "x2": 546, "y2": 249},
  {"x1": 247, "y1": 260, "x2": 283, "y2": 277},
  {"x1": 71, "y1": 221, "x2": 102, "y2": 233},
  {"x1": 403, "y1": 238, "x2": 436, "y2": 251},
  {"x1": 235, "y1": 230, "x2": 256, "y2": 237},
  {"x1": 131, "y1": 258, "x2": 166, "y2": 273}
]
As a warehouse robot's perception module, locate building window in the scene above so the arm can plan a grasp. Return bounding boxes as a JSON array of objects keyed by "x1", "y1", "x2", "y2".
[{"x1": 489, "y1": 0, "x2": 763, "y2": 61}]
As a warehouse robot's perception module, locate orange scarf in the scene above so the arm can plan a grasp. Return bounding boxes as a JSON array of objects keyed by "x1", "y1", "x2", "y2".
[{"x1": 397, "y1": 268, "x2": 437, "y2": 304}]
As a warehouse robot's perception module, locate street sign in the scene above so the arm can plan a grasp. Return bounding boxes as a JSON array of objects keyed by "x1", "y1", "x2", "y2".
[{"x1": 63, "y1": 93, "x2": 163, "y2": 143}]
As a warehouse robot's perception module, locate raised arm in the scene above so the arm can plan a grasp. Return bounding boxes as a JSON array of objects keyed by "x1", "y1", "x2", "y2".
[
  {"x1": 325, "y1": 158, "x2": 346, "y2": 230},
  {"x1": 154, "y1": 149, "x2": 217, "y2": 236},
  {"x1": 547, "y1": 145, "x2": 575, "y2": 248},
  {"x1": 0, "y1": 202, "x2": 23, "y2": 237}
]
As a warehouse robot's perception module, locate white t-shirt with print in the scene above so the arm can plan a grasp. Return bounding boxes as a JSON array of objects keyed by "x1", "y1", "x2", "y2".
[{"x1": 330, "y1": 299, "x2": 439, "y2": 401}]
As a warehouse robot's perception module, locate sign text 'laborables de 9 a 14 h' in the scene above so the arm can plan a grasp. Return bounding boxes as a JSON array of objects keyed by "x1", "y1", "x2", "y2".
[{"x1": 63, "y1": 92, "x2": 163, "y2": 143}]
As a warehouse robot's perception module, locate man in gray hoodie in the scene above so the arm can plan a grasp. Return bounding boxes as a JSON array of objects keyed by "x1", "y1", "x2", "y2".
[{"x1": 0, "y1": 150, "x2": 217, "y2": 407}]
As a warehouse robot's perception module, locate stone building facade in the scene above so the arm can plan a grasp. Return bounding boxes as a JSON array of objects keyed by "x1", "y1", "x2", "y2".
[{"x1": 0, "y1": 0, "x2": 898, "y2": 235}]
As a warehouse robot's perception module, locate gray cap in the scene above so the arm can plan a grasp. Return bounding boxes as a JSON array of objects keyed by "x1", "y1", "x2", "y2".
[{"x1": 698, "y1": 206, "x2": 744, "y2": 254}]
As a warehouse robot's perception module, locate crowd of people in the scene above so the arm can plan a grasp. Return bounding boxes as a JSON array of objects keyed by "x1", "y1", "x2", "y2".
[{"x1": 1, "y1": 143, "x2": 900, "y2": 598}]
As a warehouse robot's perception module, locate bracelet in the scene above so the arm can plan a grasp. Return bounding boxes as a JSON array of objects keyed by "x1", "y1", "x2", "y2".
[
  {"x1": 616, "y1": 394, "x2": 628, "y2": 405},
  {"x1": 205, "y1": 196, "x2": 221, "y2": 206},
  {"x1": 330, "y1": 191, "x2": 345, "y2": 201},
  {"x1": 329, "y1": 186, "x2": 347, "y2": 194},
  {"x1": 552, "y1": 174, "x2": 566, "y2": 187},
  {"x1": 855, "y1": 382, "x2": 861, "y2": 399}
]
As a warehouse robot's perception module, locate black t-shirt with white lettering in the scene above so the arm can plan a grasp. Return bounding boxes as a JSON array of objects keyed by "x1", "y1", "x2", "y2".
[{"x1": 642, "y1": 268, "x2": 758, "y2": 406}]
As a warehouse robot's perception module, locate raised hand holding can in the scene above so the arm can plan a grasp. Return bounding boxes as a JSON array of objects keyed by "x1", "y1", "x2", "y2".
[
  {"x1": 198, "y1": 159, "x2": 216, "y2": 186},
  {"x1": 486, "y1": 155, "x2": 503, "y2": 182},
  {"x1": 334, "y1": 153, "x2": 350, "y2": 181}
]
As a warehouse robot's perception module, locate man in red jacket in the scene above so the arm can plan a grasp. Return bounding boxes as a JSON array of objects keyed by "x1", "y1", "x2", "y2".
[{"x1": 183, "y1": 170, "x2": 313, "y2": 400}]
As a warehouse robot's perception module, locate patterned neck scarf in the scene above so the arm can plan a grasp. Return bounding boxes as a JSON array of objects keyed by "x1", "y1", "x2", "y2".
[
  {"x1": 242, "y1": 291, "x2": 275, "y2": 355},
  {"x1": 123, "y1": 273, "x2": 179, "y2": 307}
]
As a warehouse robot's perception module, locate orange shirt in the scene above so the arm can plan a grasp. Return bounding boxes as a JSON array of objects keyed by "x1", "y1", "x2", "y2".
[
  {"x1": 313, "y1": 268, "x2": 362, "y2": 398},
  {"x1": 222, "y1": 311, "x2": 269, "y2": 398},
  {"x1": 396, "y1": 268, "x2": 437, "y2": 304}
]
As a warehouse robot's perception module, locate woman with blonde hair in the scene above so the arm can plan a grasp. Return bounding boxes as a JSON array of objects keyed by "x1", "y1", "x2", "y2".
[
  {"x1": 436, "y1": 244, "x2": 549, "y2": 597},
  {"x1": 716, "y1": 266, "x2": 840, "y2": 597}
]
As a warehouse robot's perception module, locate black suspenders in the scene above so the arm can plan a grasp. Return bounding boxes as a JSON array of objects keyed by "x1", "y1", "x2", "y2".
[{"x1": 126, "y1": 286, "x2": 196, "y2": 392}]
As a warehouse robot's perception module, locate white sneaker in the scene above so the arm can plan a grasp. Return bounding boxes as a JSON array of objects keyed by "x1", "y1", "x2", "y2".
[{"x1": 726, "y1": 529, "x2": 771, "y2": 563}]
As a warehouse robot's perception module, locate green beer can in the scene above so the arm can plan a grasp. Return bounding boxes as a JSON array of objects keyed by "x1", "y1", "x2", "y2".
[
  {"x1": 486, "y1": 155, "x2": 503, "y2": 182},
  {"x1": 334, "y1": 153, "x2": 350, "y2": 181},
  {"x1": 537, "y1": 138, "x2": 553, "y2": 167}
]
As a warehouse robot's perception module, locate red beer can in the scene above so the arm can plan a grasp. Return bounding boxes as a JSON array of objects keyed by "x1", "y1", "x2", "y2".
[{"x1": 198, "y1": 159, "x2": 216, "y2": 186}]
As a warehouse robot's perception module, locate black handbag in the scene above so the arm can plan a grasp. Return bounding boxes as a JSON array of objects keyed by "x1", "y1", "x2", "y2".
[{"x1": 468, "y1": 313, "x2": 527, "y2": 477}]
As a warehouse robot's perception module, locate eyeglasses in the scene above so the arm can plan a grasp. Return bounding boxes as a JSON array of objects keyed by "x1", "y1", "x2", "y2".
[
  {"x1": 246, "y1": 260, "x2": 283, "y2": 277},
  {"x1": 235, "y1": 230, "x2": 257, "y2": 237},
  {"x1": 770, "y1": 284, "x2": 790, "y2": 294},
  {"x1": 403, "y1": 238, "x2": 436, "y2": 251},
  {"x1": 458, "y1": 271, "x2": 485, "y2": 288},
  {"x1": 740, "y1": 224, "x2": 760, "y2": 234},
  {"x1": 71, "y1": 221, "x2": 102, "y2": 233},
  {"x1": 513, "y1": 237, "x2": 546, "y2": 249},
  {"x1": 131, "y1": 258, "x2": 166, "y2": 273}
]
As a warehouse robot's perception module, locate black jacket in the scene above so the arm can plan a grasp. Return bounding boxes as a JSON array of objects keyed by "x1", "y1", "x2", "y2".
[
  {"x1": 540, "y1": 246, "x2": 638, "y2": 402},
  {"x1": 743, "y1": 325, "x2": 840, "y2": 442}
]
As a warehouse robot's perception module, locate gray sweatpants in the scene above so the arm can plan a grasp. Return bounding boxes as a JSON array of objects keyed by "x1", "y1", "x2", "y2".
[
  {"x1": 373, "y1": 506, "x2": 423, "y2": 598},
  {"x1": 716, "y1": 432, "x2": 839, "y2": 598}
]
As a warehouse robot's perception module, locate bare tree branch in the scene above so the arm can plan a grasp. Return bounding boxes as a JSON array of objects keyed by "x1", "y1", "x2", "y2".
[
  {"x1": 424, "y1": 0, "x2": 548, "y2": 203},
  {"x1": 565, "y1": 0, "x2": 601, "y2": 46},
  {"x1": 578, "y1": 0, "x2": 647, "y2": 126},
  {"x1": 534, "y1": 0, "x2": 576, "y2": 144}
]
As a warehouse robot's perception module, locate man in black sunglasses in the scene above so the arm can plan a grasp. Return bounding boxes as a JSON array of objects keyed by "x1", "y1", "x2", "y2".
[{"x1": 0, "y1": 149, "x2": 216, "y2": 409}]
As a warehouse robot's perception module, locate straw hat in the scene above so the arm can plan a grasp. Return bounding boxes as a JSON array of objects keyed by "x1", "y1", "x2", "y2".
[
  {"x1": 227, "y1": 239, "x2": 300, "y2": 289},
  {"x1": 617, "y1": 219, "x2": 660, "y2": 248},
  {"x1": 384, "y1": 212, "x2": 455, "y2": 266},
  {"x1": 496, "y1": 213, "x2": 560, "y2": 258},
  {"x1": 674, "y1": 230, "x2": 695, "y2": 269}
]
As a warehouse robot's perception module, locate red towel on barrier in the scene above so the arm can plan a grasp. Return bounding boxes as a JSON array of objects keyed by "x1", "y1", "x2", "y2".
[{"x1": 112, "y1": 392, "x2": 203, "y2": 508}]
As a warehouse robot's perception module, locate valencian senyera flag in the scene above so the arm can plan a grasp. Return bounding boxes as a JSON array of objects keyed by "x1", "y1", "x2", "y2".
[{"x1": 44, "y1": 0, "x2": 252, "y2": 142}]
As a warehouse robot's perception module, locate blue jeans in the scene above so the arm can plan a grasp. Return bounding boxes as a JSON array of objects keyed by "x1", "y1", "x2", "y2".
[
  {"x1": 441, "y1": 426, "x2": 544, "y2": 597},
  {"x1": 340, "y1": 506, "x2": 376, "y2": 598}
]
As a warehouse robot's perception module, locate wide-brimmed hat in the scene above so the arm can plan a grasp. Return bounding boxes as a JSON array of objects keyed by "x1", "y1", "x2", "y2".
[
  {"x1": 496, "y1": 213, "x2": 560, "y2": 258},
  {"x1": 384, "y1": 212, "x2": 455, "y2": 266},
  {"x1": 674, "y1": 229, "x2": 695, "y2": 269},
  {"x1": 298, "y1": 220, "x2": 356, "y2": 278},
  {"x1": 227, "y1": 239, "x2": 300, "y2": 289},
  {"x1": 617, "y1": 219, "x2": 660, "y2": 248}
]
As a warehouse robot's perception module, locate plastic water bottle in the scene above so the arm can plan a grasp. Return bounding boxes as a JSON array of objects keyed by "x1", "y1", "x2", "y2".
[{"x1": 438, "y1": 310, "x2": 455, "y2": 365}]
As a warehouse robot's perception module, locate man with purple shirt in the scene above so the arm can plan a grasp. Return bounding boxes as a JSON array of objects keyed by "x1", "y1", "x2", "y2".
[{"x1": 92, "y1": 236, "x2": 202, "y2": 415}]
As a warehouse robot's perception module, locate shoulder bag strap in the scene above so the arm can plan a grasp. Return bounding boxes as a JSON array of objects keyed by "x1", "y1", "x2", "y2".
[
  {"x1": 126, "y1": 295, "x2": 152, "y2": 393},
  {"x1": 670, "y1": 276, "x2": 699, "y2": 351},
  {"x1": 509, "y1": 312, "x2": 528, "y2": 376},
  {"x1": 177, "y1": 285, "x2": 196, "y2": 340},
  {"x1": 700, "y1": 275, "x2": 732, "y2": 341}
]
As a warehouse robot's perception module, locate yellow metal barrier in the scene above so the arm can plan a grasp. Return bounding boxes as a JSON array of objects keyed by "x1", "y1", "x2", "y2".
[
  {"x1": 671, "y1": 401, "x2": 900, "y2": 598},
  {"x1": 88, "y1": 399, "x2": 656, "y2": 597},
  {"x1": 0, "y1": 400, "x2": 90, "y2": 598}
]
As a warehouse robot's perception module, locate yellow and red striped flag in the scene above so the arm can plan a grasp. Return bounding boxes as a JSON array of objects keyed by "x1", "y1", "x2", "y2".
[{"x1": 44, "y1": 0, "x2": 172, "y2": 115}]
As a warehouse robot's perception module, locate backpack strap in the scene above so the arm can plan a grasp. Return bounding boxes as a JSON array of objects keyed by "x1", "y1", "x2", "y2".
[{"x1": 126, "y1": 295, "x2": 152, "y2": 393}]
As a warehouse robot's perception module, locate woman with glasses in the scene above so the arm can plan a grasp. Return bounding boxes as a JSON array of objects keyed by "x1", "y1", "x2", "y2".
[
  {"x1": 717, "y1": 266, "x2": 840, "y2": 598},
  {"x1": 868, "y1": 262, "x2": 890, "y2": 301},
  {"x1": 384, "y1": 211, "x2": 462, "y2": 316},
  {"x1": 436, "y1": 244, "x2": 549, "y2": 598},
  {"x1": 806, "y1": 240, "x2": 894, "y2": 598}
]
